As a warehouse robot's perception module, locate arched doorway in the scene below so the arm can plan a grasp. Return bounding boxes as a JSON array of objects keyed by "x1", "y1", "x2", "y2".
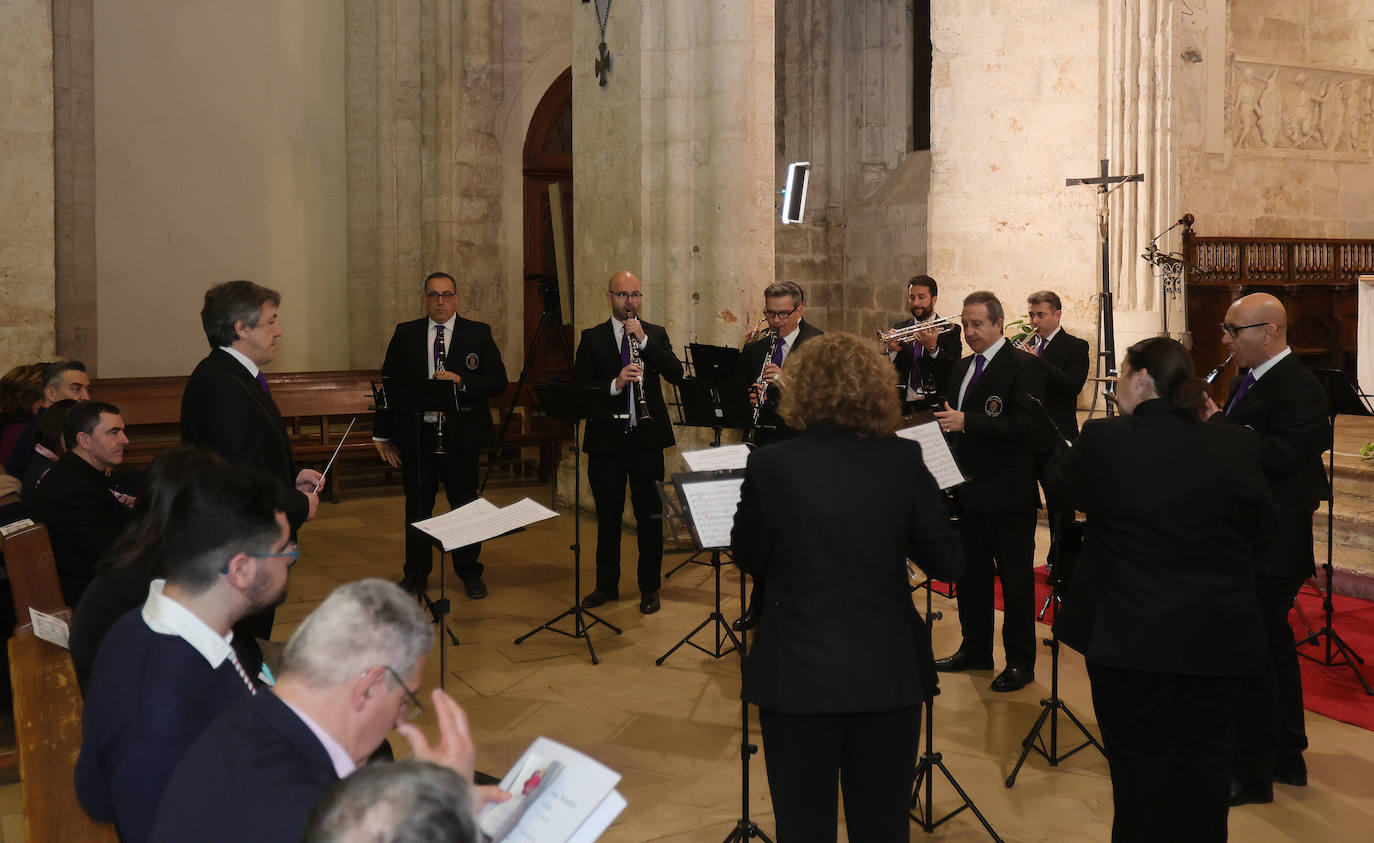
[{"x1": 522, "y1": 68, "x2": 574, "y2": 382}]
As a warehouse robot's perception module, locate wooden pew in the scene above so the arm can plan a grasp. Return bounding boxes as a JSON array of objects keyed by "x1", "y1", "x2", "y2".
[{"x1": 1, "y1": 523, "x2": 66, "y2": 621}]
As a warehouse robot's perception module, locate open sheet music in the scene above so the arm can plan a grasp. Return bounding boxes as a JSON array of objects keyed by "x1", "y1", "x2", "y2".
[
  {"x1": 895, "y1": 420, "x2": 966, "y2": 490},
  {"x1": 412, "y1": 497, "x2": 557, "y2": 551},
  {"x1": 476, "y1": 736, "x2": 625, "y2": 843},
  {"x1": 680, "y1": 444, "x2": 751, "y2": 472},
  {"x1": 675, "y1": 472, "x2": 746, "y2": 549}
]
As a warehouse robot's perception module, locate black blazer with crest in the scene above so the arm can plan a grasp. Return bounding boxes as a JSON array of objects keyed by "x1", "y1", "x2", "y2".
[
  {"x1": 1034, "y1": 328, "x2": 1090, "y2": 438},
  {"x1": 573, "y1": 318, "x2": 685, "y2": 454}
]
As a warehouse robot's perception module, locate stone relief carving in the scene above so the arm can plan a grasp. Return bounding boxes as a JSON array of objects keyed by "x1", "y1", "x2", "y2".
[{"x1": 1229, "y1": 60, "x2": 1374, "y2": 161}]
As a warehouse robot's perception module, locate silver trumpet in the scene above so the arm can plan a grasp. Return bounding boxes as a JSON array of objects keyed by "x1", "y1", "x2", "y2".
[
  {"x1": 626, "y1": 313, "x2": 653, "y2": 424},
  {"x1": 876, "y1": 315, "x2": 959, "y2": 346},
  {"x1": 1010, "y1": 330, "x2": 1040, "y2": 352}
]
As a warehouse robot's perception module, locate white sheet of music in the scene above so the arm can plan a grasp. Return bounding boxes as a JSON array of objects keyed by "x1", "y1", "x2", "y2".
[
  {"x1": 895, "y1": 421, "x2": 965, "y2": 490},
  {"x1": 680, "y1": 444, "x2": 751, "y2": 472},
  {"x1": 679, "y1": 478, "x2": 745, "y2": 549},
  {"x1": 413, "y1": 497, "x2": 557, "y2": 551}
]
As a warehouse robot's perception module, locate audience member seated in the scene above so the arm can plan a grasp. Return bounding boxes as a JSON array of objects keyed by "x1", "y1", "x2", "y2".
[
  {"x1": 70, "y1": 446, "x2": 226, "y2": 689},
  {"x1": 19, "y1": 398, "x2": 77, "y2": 502},
  {"x1": 25, "y1": 401, "x2": 134, "y2": 605},
  {"x1": 301, "y1": 759, "x2": 478, "y2": 843},
  {"x1": 76, "y1": 466, "x2": 294, "y2": 843},
  {"x1": 150, "y1": 579, "x2": 507, "y2": 843},
  {"x1": 6, "y1": 358, "x2": 90, "y2": 478},
  {"x1": 0, "y1": 363, "x2": 45, "y2": 467}
]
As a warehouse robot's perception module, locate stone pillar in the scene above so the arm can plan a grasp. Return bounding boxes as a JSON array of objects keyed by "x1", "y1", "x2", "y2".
[
  {"x1": 1, "y1": 0, "x2": 57, "y2": 366},
  {"x1": 53, "y1": 0, "x2": 97, "y2": 367}
]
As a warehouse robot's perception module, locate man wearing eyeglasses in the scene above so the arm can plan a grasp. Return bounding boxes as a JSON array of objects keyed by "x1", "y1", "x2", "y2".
[
  {"x1": 77, "y1": 466, "x2": 294, "y2": 843},
  {"x1": 736, "y1": 280, "x2": 823, "y2": 448},
  {"x1": 1204, "y1": 292, "x2": 1328, "y2": 806},
  {"x1": 149, "y1": 579, "x2": 508, "y2": 843},
  {"x1": 573, "y1": 269, "x2": 685, "y2": 614},
  {"x1": 374, "y1": 272, "x2": 509, "y2": 600}
]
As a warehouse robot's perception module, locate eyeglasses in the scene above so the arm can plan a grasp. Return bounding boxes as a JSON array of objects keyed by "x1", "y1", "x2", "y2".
[
  {"x1": 1219, "y1": 321, "x2": 1271, "y2": 339},
  {"x1": 382, "y1": 665, "x2": 426, "y2": 722},
  {"x1": 609, "y1": 291, "x2": 643, "y2": 301},
  {"x1": 219, "y1": 543, "x2": 299, "y2": 575},
  {"x1": 764, "y1": 307, "x2": 798, "y2": 320},
  {"x1": 425, "y1": 291, "x2": 456, "y2": 301}
]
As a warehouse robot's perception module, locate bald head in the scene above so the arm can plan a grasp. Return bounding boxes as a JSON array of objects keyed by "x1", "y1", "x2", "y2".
[
  {"x1": 606, "y1": 269, "x2": 643, "y2": 320},
  {"x1": 608, "y1": 269, "x2": 639, "y2": 291},
  {"x1": 1222, "y1": 292, "x2": 1287, "y2": 368}
]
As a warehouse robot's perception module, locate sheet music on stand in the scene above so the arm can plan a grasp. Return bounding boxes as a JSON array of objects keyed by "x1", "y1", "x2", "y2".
[
  {"x1": 672, "y1": 470, "x2": 746, "y2": 550},
  {"x1": 895, "y1": 419, "x2": 966, "y2": 490},
  {"x1": 680, "y1": 444, "x2": 751, "y2": 472},
  {"x1": 413, "y1": 497, "x2": 557, "y2": 551}
]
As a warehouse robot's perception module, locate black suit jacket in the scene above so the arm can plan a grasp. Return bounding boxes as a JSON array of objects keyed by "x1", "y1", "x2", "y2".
[
  {"x1": 180, "y1": 349, "x2": 308, "y2": 527},
  {"x1": 1210, "y1": 352, "x2": 1328, "y2": 578},
  {"x1": 26, "y1": 452, "x2": 132, "y2": 606},
  {"x1": 892, "y1": 316, "x2": 962, "y2": 403},
  {"x1": 150, "y1": 690, "x2": 339, "y2": 843},
  {"x1": 373, "y1": 316, "x2": 509, "y2": 451},
  {"x1": 945, "y1": 342, "x2": 1048, "y2": 513},
  {"x1": 731, "y1": 422, "x2": 963, "y2": 713},
  {"x1": 1033, "y1": 328, "x2": 1090, "y2": 438},
  {"x1": 736, "y1": 320, "x2": 824, "y2": 445},
  {"x1": 573, "y1": 318, "x2": 685, "y2": 454},
  {"x1": 1046, "y1": 399, "x2": 1271, "y2": 675}
]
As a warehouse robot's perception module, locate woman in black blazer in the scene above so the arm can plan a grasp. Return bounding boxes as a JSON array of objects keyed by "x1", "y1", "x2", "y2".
[
  {"x1": 1046, "y1": 337, "x2": 1272, "y2": 843},
  {"x1": 730, "y1": 332, "x2": 963, "y2": 842}
]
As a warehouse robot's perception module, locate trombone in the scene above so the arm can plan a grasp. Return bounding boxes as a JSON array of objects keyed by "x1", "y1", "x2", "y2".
[{"x1": 875, "y1": 315, "x2": 959, "y2": 346}]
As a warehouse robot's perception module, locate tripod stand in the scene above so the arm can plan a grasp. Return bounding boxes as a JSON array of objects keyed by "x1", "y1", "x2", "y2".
[
  {"x1": 911, "y1": 579, "x2": 1001, "y2": 841},
  {"x1": 658, "y1": 469, "x2": 746, "y2": 665},
  {"x1": 723, "y1": 566, "x2": 772, "y2": 843},
  {"x1": 513, "y1": 386, "x2": 623, "y2": 664}
]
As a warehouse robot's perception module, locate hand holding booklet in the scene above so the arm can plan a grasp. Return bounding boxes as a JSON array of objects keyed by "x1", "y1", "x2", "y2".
[{"x1": 476, "y1": 737, "x2": 626, "y2": 843}]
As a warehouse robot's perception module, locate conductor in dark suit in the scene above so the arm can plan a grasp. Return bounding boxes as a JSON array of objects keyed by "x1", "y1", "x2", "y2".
[
  {"x1": 1204, "y1": 292, "x2": 1328, "y2": 805},
  {"x1": 933, "y1": 290, "x2": 1048, "y2": 693},
  {"x1": 887, "y1": 274, "x2": 962, "y2": 411},
  {"x1": 373, "y1": 272, "x2": 508, "y2": 599},
  {"x1": 574, "y1": 270, "x2": 685, "y2": 614},
  {"x1": 731, "y1": 332, "x2": 963, "y2": 843},
  {"x1": 736, "y1": 280, "x2": 823, "y2": 447},
  {"x1": 1047, "y1": 336, "x2": 1271, "y2": 842}
]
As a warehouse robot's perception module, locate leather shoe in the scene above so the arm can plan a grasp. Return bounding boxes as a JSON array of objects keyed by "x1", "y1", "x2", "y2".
[
  {"x1": 396, "y1": 576, "x2": 426, "y2": 596},
  {"x1": 462, "y1": 576, "x2": 487, "y2": 600},
  {"x1": 990, "y1": 667, "x2": 1034, "y2": 693},
  {"x1": 934, "y1": 651, "x2": 994, "y2": 672},
  {"x1": 1229, "y1": 778, "x2": 1273, "y2": 806},
  {"x1": 639, "y1": 590, "x2": 661, "y2": 615},
  {"x1": 581, "y1": 590, "x2": 616, "y2": 609},
  {"x1": 1274, "y1": 761, "x2": 1307, "y2": 787}
]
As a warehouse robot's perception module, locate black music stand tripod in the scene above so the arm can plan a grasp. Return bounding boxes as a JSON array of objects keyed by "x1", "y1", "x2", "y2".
[
  {"x1": 657, "y1": 470, "x2": 745, "y2": 665},
  {"x1": 513, "y1": 384, "x2": 623, "y2": 664},
  {"x1": 724, "y1": 563, "x2": 772, "y2": 843}
]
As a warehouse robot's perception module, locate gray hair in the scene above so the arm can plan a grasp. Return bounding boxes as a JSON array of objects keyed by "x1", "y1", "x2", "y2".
[
  {"x1": 1027, "y1": 290, "x2": 1062, "y2": 311},
  {"x1": 301, "y1": 760, "x2": 477, "y2": 843},
  {"x1": 763, "y1": 280, "x2": 804, "y2": 307},
  {"x1": 282, "y1": 580, "x2": 434, "y2": 687},
  {"x1": 963, "y1": 290, "x2": 1004, "y2": 324},
  {"x1": 201, "y1": 280, "x2": 281, "y2": 349}
]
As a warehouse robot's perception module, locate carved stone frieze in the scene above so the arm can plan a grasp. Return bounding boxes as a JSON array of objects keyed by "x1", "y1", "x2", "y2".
[{"x1": 1229, "y1": 59, "x2": 1374, "y2": 161}]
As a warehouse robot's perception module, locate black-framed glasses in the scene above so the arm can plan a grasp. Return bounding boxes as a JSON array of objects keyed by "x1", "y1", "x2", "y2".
[
  {"x1": 383, "y1": 665, "x2": 426, "y2": 722},
  {"x1": 610, "y1": 291, "x2": 643, "y2": 301},
  {"x1": 764, "y1": 307, "x2": 798, "y2": 320},
  {"x1": 425, "y1": 291, "x2": 456, "y2": 300},
  {"x1": 1219, "y1": 321, "x2": 1271, "y2": 339}
]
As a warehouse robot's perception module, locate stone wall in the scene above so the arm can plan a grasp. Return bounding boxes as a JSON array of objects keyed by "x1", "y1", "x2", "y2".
[
  {"x1": 52, "y1": 0, "x2": 96, "y2": 367},
  {"x1": 0, "y1": 0, "x2": 56, "y2": 369}
]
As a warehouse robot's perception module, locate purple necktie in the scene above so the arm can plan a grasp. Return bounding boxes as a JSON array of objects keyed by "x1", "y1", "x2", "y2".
[
  {"x1": 1036, "y1": 337, "x2": 1047, "y2": 357},
  {"x1": 1226, "y1": 371, "x2": 1255, "y2": 414},
  {"x1": 255, "y1": 371, "x2": 271, "y2": 395},
  {"x1": 770, "y1": 336, "x2": 786, "y2": 367},
  {"x1": 961, "y1": 354, "x2": 986, "y2": 409},
  {"x1": 619, "y1": 330, "x2": 633, "y2": 430},
  {"x1": 907, "y1": 343, "x2": 924, "y2": 393},
  {"x1": 433, "y1": 324, "x2": 446, "y2": 371}
]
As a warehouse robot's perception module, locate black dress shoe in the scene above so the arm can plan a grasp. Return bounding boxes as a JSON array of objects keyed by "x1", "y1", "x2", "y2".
[
  {"x1": 639, "y1": 590, "x2": 661, "y2": 615},
  {"x1": 1274, "y1": 762, "x2": 1307, "y2": 787},
  {"x1": 396, "y1": 576, "x2": 426, "y2": 596},
  {"x1": 581, "y1": 590, "x2": 616, "y2": 609},
  {"x1": 462, "y1": 576, "x2": 487, "y2": 600},
  {"x1": 934, "y1": 651, "x2": 994, "y2": 672},
  {"x1": 1229, "y1": 778, "x2": 1273, "y2": 806},
  {"x1": 990, "y1": 667, "x2": 1034, "y2": 693}
]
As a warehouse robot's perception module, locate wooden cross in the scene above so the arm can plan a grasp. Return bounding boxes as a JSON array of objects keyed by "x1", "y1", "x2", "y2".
[{"x1": 595, "y1": 41, "x2": 613, "y2": 87}]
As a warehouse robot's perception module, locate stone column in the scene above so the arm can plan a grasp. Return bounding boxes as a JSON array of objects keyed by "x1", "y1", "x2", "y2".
[
  {"x1": 1, "y1": 0, "x2": 57, "y2": 365},
  {"x1": 53, "y1": 0, "x2": 97, "y2": 366}
]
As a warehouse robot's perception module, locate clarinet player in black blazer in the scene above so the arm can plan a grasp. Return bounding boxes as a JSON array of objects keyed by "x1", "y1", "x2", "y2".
[
  {"x1": 373, "y1": 272, "x2": 509, "y2": 599},
  {"x1": 933, "y1": 290, "x2": 1048, "y2": 693},
  {"x1": 573, "y1": 270, "x2": 684, "y2": 615},
  {"x1": 888, "y1": 274, "x2": 962, "y2": 411},
  {"x1": 1203, "y1": 292, "x2": 1328, "y2": 806},
  {"x1": 736, "y1": 281, "x2": 822, "y2": 447},
  {"x1": 1046, "y1": 337, "x2": 1272, "y2": 842},
  {"x1": 731, "y1": 332, "x2": 962, "y2": 843}
]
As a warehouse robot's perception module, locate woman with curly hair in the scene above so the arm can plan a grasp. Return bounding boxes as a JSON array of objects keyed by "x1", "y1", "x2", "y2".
[{"x1": 730, "y1": 331, "x2": 964, "y2": 842}]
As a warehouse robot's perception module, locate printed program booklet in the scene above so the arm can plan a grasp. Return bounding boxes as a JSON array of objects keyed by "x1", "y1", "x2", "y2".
[{"x1": 476, "y1": 737, "x2": 626, "y2": 843}]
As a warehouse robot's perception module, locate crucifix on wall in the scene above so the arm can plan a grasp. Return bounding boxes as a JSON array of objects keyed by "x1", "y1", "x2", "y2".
[{"x1": 585, "y1": 0, "x2": 613, "y2": 87}]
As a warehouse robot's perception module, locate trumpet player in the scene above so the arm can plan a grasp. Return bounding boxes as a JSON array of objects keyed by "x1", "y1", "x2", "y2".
[
  {"x1": 888, "y1": 274, "x2": 962, "y2": 411},
  {"x1": 736, "y1": 281, "x2": 822, "y2": 448},
  {"x1": 574, "y1": 270, "x2": 684, "y2": 614},
  {"x1": 376, "y1": 271, "x2": 509, "y2": 600}
]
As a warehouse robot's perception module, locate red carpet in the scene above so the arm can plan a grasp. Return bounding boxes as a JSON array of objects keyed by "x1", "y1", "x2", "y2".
[{"x1": 972, "y1": 571, "x2": 1374, "y2": 731}]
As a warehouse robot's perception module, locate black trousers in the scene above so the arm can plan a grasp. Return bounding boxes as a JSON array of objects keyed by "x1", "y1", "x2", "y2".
[
  {"x1": 1233, "y1": 573, "x2": 1308, "y2": 783},
  {"x1": 955, "y1": 509, "x2": 1037, "y2": 671},
  {"x1": 400, "y1": 424, "x2": 482, "y2": 582},
  {"x1": 1089, "y1": 663, "x2": 1241, "y2": 843},
  {"x1": 758, "y1": 704, "x2": 921, "y2": 843},
  {"x1": 586, "y1": 437, "x2": 664, "y2": 596}
]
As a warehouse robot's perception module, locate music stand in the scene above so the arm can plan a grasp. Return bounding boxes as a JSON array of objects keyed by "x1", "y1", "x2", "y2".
[
  {"x1": 687, "y1": 342, "x2": 742, "y2": 381},
  {"x1": 656, "y1": 470, "x2": 745, "y2": 665},
  {"x1": 373, "y1": 378, "x2": 476, "y2": 689},
  {"x1": 1295, "y1": 369, "x2": 1373, "y2": 694},
  {"x1": 726, "y1": 542, "x2": 773, "y2": 843},
  {"x1": 513, "y1": 384, "x2": 624, "y2": 664}
]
